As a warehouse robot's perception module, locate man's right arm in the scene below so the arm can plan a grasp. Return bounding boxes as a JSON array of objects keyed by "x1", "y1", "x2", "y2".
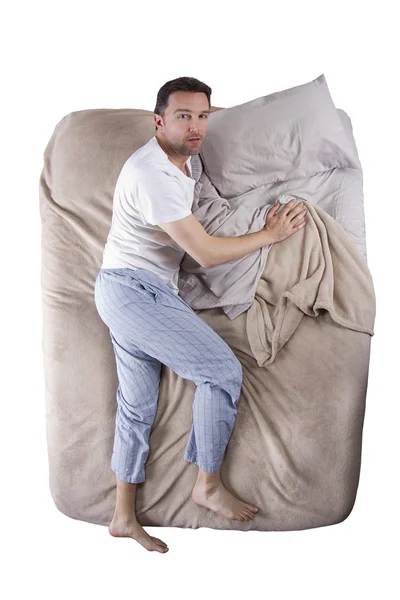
[
  {"x1": 204, "y1": 230, "x2": 273, "y2": 267},
  {"x1": 158, "y1": 214, "x2": 273, "y2": 268}
]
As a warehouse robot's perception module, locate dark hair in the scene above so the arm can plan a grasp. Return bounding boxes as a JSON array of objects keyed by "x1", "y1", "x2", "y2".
[{"x1": 154, "y1": 76, "x2": 212, "y2": 131}]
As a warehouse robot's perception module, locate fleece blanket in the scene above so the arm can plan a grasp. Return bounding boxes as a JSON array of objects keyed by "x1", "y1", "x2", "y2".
[
  {"x1": 39, "y1": 74, "x2": 376, "y2": 531},
  {"x1": 244, "y1": 201, "x2": 375, "y2": 367}
]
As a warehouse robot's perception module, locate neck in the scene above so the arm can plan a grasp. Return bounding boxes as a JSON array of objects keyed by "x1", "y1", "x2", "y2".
[{"x1": 155, "y1": 135, "x2": 190, "y2": 174}]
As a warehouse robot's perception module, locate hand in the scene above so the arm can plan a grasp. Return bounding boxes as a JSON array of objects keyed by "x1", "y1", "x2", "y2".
[{"x1": 262, "y1": 199, "x2": 308, "y2": 244}]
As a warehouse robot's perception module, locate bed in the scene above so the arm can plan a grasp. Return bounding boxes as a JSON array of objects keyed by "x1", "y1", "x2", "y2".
[{"x1": 39, "y1": 73, "x2": 376, "y2": 530}]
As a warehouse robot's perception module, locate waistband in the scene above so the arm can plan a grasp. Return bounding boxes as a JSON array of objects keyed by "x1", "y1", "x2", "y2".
[{"x1": 99, "y1": 267, "x2": 170, "y2": 293}]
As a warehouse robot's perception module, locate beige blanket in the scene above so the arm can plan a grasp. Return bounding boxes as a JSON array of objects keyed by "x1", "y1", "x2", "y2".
[
  {"x1": 245, "y1": 201, "x2": 375, "y2": 367},
  {"x1": 39, "y1": 106, "x2": 376, "y2": 531}
]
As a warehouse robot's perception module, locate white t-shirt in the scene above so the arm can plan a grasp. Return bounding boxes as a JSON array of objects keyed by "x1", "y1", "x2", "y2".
[{"x1": 101, "y1": 135, "x2": 196, "y2": 295}]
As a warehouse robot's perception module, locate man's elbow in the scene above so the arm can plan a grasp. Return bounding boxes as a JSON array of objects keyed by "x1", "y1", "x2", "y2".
[
  {"x1": 201, "y1": 257, "x2": 212, "y2": 268},
  {"x1": 201, "y1": 247, "x2": 216, "y2": 269}
]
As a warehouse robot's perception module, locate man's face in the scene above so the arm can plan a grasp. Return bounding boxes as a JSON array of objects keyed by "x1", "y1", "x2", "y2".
[{"x1": 155, "y1": 91, "x2": 210, "y2": 157}]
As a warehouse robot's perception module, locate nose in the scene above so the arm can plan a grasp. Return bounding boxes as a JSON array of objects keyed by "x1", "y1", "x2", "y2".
[{"x1": 189, "y1": 120, "x2": 206, "y2": 135}]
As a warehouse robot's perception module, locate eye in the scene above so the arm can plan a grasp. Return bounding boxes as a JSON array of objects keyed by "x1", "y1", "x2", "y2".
[{"x1": 178, "y1": 114, "x2": 208, "y2": 118}]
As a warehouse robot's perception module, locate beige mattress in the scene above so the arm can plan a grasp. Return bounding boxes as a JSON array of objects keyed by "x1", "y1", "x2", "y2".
[{"x1": 39, "y1": 92, "x2": 375, "y2": 531}]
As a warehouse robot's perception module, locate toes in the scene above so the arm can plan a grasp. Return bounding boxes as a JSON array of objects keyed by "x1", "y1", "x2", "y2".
[
  {"x1": 242, "y1": 508, "x2": 254, "y2": 519},
  {"x1": 152, "y1": 536, "x2": 168, "y2": 548},
  {"x1": 245, "y1": 503, "x2": 260, "y2": 513},
  {"x1": 150, "y1": 543, "x2": 169, "y2": 553},
  {"x1": 239, "y1": 512, "x2": 250, "y2": 521},
  {"x1": 150, "y1": 545, "x2": 169, "y2": 552}
]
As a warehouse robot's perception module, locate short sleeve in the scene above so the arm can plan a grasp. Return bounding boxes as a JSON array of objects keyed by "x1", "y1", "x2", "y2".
[{"x1": 133, "y1": 169, "x2": 192, "y2": 226}]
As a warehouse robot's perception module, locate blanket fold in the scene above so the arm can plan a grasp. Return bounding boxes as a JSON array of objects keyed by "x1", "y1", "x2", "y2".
[{"x1": 246, "y1": 201, "x2": 376, "y2": 367}]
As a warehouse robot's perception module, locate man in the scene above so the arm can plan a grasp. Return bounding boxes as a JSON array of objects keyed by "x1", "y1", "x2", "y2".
[{"x1": 94, "y1": 76, "x2": 307, "y2": 553}]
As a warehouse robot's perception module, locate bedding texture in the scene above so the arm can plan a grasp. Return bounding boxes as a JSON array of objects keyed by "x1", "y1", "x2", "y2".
[{"x1": 39, "y1": 73, "x2": 376, "y2": 531}]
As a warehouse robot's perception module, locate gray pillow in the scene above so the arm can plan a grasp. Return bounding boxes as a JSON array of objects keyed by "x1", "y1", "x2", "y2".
[{"x1": 200, "y1": 73, "x2": 361, "y2": 198}]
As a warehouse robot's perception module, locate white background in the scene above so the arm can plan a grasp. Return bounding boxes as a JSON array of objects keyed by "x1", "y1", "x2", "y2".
[{"x1": 2, "y1": 0, "x2": 398, "y2": 598}]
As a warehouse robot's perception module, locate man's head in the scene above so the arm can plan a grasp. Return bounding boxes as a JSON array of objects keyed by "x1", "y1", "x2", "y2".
[{"x1": 154, "y1": 76, "x2": 212, "y2": 158}]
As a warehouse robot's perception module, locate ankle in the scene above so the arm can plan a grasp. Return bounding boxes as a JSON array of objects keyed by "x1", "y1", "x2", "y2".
[
  {"x1": 112, "y1": 513, "x2": 138, "y2": 525},
  {"x1": 196, "y1": 468, "x2": 221, "y2": 487}
]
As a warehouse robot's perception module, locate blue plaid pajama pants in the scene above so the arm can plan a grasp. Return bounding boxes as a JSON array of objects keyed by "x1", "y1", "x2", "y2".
[{"x1": 94, "y1": 267, "x2": 243, "y2": 484}]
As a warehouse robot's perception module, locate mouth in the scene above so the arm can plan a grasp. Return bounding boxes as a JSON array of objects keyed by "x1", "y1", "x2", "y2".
[{"x1": 188, "y1": 138, "x2": 201, "y2": 142}]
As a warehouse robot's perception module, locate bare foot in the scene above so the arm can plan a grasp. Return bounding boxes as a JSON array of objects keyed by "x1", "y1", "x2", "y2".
[
  {"x1": 191, "y1": 480, "x2": 260, "y2": 521},
  {"x1": 109, "y1": 517, "x2": 169, "y2": 553}
]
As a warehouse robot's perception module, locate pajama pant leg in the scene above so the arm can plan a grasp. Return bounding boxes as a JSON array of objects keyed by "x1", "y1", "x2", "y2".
[{"x1": 94, "y1": 267, "x2": 243, "y2": 484}]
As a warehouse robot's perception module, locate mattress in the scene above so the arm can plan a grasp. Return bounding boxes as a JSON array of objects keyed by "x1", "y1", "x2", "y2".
[{"x1": 39, "y1": 78, "x2": 375, "y2": 530}]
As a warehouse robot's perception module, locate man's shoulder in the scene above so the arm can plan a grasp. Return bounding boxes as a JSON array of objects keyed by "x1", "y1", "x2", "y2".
[
  {"x1": 117, "y1": 159, "x2": 181, "y2": 198},
  {"x1": 120, "y1": 153, "x2": 170, "y2": 182}
]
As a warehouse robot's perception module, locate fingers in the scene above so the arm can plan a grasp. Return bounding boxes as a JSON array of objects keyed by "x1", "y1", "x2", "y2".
[
  {"x1": 272, "y1": 198, "x2": 308, "y2": 221},
  {"x1": 288, "y1": 202, "x2": 307, "y2": 219},
  {"x1": 293, "y1": 207, "x2": 307, "y2": 220},
  {"x1": 280, "y1": 199, "x2": 301, "y2": 214}
]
